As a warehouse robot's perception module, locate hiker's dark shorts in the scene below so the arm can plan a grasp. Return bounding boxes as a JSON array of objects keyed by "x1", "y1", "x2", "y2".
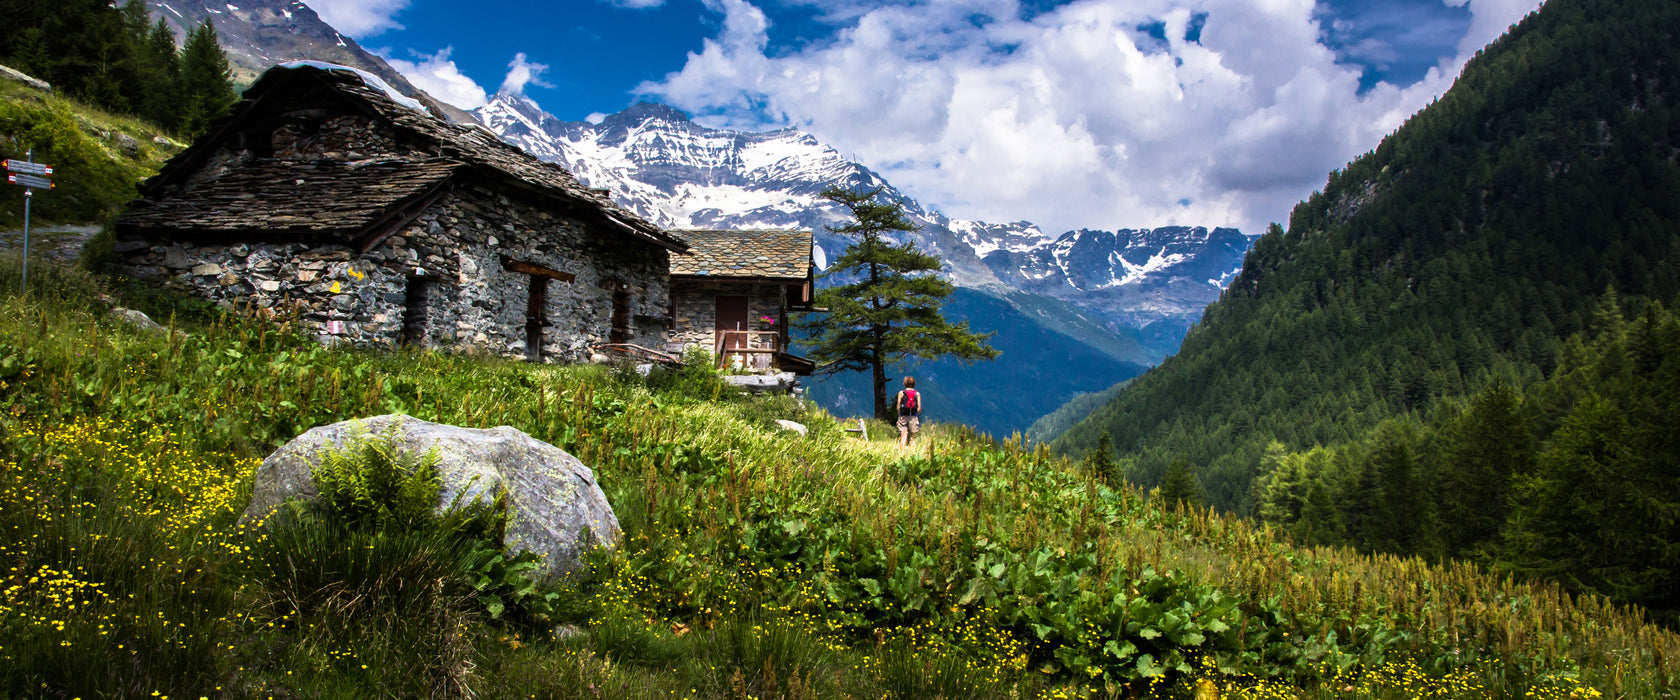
[{"x1": 897, "y1": 415, "x2": 919, "y2": 433}]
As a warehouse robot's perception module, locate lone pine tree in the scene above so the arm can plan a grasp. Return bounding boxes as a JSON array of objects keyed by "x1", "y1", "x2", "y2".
[{"x1": 798, "y1": 186, "x2": 999, "y2": 420}]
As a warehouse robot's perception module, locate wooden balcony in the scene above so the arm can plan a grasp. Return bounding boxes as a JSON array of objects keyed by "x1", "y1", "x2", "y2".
[{"x1": 714, "y1": 330, "x2": 780, "y2": 372}]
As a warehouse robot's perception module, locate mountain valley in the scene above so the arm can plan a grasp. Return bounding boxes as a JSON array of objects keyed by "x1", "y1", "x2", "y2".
[{"x1": 473, "y1": 93, "x2": 1251, "y2": 434}]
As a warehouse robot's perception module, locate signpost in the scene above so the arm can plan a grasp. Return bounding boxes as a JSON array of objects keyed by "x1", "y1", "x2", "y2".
[
  {"x1": 7, "y1": 173, "x2": 52, "y2": 189},
  {"x1": 4, "y1": 151, "x2": 54, "y2": 291}
]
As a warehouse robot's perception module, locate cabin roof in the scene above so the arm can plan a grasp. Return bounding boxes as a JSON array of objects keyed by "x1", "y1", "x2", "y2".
[
  {"x1": 119, "y1": 63, "x2": 685, "y2": 253},
  {"x1": 119, "y1": 158, "x2": 460, "y2": 236},
  {"x1": 670, "y1": 229, "x2": 813, "y2": 281}
]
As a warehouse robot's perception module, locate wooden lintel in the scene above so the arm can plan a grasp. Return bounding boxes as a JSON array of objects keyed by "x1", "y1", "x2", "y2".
[
  {"x1": 502, "y1": 257, "x2": 575, "y2": 283},
  {"x1": 354, "y1": 180, "x2": 454, "y2": 253}
]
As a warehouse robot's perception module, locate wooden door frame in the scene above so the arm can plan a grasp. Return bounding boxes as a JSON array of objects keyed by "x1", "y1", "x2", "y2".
[
  {"x1": 715, "y1": 294, "x2": 749, "y2": 349},
  {"x1": 525, "y1": 275, "x2": 548, "y2": 362}
]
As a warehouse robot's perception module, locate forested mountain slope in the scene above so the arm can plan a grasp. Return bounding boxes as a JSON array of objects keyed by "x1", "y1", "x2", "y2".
[{"x1": 1055, "y1": 0, "x2": 1679, "y2": 511}]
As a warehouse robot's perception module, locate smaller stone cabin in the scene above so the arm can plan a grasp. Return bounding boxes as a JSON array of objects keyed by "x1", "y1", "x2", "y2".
[
  {"x1": 668, "y1": 229, "x2": 816, "y2": 374},
  {"x1": 114, "y1": 63, "x2": 687, "y2": 362}
]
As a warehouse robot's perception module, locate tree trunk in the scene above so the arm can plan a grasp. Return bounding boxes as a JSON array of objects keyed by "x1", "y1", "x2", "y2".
[
  {"x1": 871, "y1": 335, "x2": 889, "y2": 420},
  {"x1": 869, "y1": 246, "x2": 889, "y2": 420}
]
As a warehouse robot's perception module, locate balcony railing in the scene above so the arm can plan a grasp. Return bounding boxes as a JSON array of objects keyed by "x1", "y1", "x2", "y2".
[{"x1": 714, "y1": 330, "x2": 780, "y2": 372}]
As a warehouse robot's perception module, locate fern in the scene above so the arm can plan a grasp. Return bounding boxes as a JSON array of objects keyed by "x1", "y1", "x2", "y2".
[{"x1": 311, "y1": 423, "x2": 442, "y2": 532}]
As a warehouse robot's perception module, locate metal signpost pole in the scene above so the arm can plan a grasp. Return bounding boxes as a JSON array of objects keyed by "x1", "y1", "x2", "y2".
[
  {"x1": 20, "y1": 149, "x2": 31, "y2": 292},
  {"x1": 6, "y1": 150, "x2": 54, "y2": 293}
]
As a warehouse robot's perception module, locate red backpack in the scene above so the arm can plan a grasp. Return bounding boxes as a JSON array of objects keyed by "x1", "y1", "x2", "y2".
[{"x1": 901, "y1": 389, "x2": 920, "y2": 415}]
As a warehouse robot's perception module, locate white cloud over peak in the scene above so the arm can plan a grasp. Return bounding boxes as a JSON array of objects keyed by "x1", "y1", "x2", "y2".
[
  {"x1": 500, "y1": 52, "x2": 554, "y2": 95},
  {"x1": 300, "y1": 0, "x2": 409, "y2": 38},
  {"x1": 637, "y1": 0, "x2": 1534, "y2": 235},
  {"x1": 383, "y1": 47, "x2": 489, "y2": 110}
]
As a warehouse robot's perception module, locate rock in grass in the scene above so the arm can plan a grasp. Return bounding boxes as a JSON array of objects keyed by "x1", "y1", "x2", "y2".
[
  {"x1": 775, "y1": 420, "x2": 808, "y2": 436},
  {"x1": 114, "y1": 132, "x2": 140, "y2": 158},
  {"x1": 111, "y1": 307, "x2": 165, "y2": 333},
  {"x1": 724, "y1": 372, "x2": 798, "y2": 394},
  {"x1": 242, "y1": 414, "x2": 620, "y2": 580}
]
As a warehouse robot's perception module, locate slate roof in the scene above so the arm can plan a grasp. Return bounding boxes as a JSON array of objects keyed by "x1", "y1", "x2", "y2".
[
  {"x1": 669, "y1": 229, "x2": 813, "y2": 280},
  {"x1": 120, "y1": 159, "x2": 459, "y2": 234},
  {"x1": 120, "y1": 63, "x2": 684, "y2": 252}
]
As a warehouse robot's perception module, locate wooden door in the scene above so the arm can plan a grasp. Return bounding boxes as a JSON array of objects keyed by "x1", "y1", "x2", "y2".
[
  {"x1": 401, "y1": 277, "x2": 433, "y2": 346},
  {"x1": 715, "y1": 295, "x2": 748, "y2": 349},
  {"x1": 525, "y1": 276, "x2": 547, "y2": 362},
  {"x1": 609, "y1": 289, "x2": 631, "y2": 344}
]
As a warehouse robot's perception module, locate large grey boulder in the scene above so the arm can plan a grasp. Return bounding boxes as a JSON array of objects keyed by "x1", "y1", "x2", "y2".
[{"x1": 242, "y1": 414, "x2": 620, "y2": 579}]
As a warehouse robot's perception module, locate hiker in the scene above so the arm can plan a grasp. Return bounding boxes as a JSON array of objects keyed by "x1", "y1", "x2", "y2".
[{"x1": 895, "y1": 376, "x2": 922, "y2": 447}]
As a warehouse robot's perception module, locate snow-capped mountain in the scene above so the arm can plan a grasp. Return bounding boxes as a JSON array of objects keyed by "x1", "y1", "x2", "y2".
[
  {"x1": 473, "y1": 92, "x2": 1253, "y2": 360},
  {"x1": 145, "y1": 0, "x2": 479, "y2": 124},
  {"x1": 981, "y1": 225, "x2": 1253, "y2": 331}
]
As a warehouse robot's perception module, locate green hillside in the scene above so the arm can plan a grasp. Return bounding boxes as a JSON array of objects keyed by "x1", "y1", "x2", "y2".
[
  {"x1": 1054, "y1": 0, "x2": 1680, "y2": 611},
  {"x1": 1027, "y1": 378, "x2": 1129, "y2": 446},
  {"x1": 2, "y1": 256, "x2": 1675, "y2": 697},
  {"x1": 0, "y1": 77, "x2": 181, "y2": 228}
]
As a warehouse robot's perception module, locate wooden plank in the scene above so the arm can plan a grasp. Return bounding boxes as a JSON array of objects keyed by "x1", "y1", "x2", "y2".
[
  {"x1": 354, "y1": 180, "x2": 454, "y2": 253},
  {"x1": 501, "y1": 257, "x2": 575, "y2": 283}
]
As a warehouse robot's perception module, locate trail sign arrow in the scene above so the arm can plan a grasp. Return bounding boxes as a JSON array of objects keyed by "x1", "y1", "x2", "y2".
[
  {"x1": 3, "y1": 160, "x2": 51, "y2": 176},
  {"x1": 7, "y1": 173, "x2": 52, "y2": 190}
]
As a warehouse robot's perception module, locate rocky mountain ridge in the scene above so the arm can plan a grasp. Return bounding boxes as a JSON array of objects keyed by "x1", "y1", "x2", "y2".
[{"x1": 473, "y1": 91, "x2": 1252, "y2": 359}]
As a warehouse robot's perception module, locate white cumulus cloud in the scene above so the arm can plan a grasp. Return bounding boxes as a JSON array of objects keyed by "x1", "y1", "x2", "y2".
[
  {"x1": 637, "y1": 0, "x2": 1535, "y2": 235},
  {"x1": 500, "y1": 52, "x2": 554, "y2": 95},
  {"x1": 300, "y1": 0, "x2": 409, "y2": 38},
  {"x1": 384, "y1": 47, "x2": 489, "y2": 110}
]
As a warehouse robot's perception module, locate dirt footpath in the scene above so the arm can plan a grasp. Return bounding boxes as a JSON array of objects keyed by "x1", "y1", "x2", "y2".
[{"x1": 0, "y1": 224, "x2": 99, "y2": 263}]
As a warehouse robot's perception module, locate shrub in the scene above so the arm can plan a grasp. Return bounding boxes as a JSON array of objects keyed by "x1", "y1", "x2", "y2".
[
  {"x1": 646, "y1": 346, "x2": 728, "y2": 401},
  {"x1": 310, "y1": 425, "x2": 447, "y2": 533}
]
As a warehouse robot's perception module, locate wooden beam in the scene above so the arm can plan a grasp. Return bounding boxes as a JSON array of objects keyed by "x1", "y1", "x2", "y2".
[
  {"x1": 353, "y1": 179, "x2": 454, "y2": 253},
  {"x1": 501, "y1": 257, "x2": 575, "y2": 283}
]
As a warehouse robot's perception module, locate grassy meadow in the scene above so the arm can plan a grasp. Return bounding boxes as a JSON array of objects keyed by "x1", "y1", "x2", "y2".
[{"x1": 0, "y1": 254, "x2": 1674, "y2": 698}]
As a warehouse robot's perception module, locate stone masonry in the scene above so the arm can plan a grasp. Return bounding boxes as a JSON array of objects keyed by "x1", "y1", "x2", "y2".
[
  {"x1": 118, "y1": 184, "x2": 670, "y2": 360},
  {"x1": 669, "y1": 280, "x2": 785, "y2": 348}
]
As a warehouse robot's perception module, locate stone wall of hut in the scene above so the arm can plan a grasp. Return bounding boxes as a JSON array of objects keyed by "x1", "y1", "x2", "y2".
[
  {"x1": 669, "y1": 279, "x2": 787, "y2": 348},
  {"x1": 115, "y1": 184, "x2": 671, "y2": 362}
]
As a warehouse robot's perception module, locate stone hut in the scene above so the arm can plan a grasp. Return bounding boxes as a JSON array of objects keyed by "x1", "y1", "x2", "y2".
[
  {"x1": 668, "y1": 229, "x2": 816, "y2": 374},
  {"x1": 114, "y1": 62, "x2": 687, "y2": 362}
]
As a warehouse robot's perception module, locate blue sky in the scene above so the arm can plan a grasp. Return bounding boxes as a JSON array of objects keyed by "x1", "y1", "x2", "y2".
[{"x1": 306, "y1": 0, "x2": 1539, "y2": 234}]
